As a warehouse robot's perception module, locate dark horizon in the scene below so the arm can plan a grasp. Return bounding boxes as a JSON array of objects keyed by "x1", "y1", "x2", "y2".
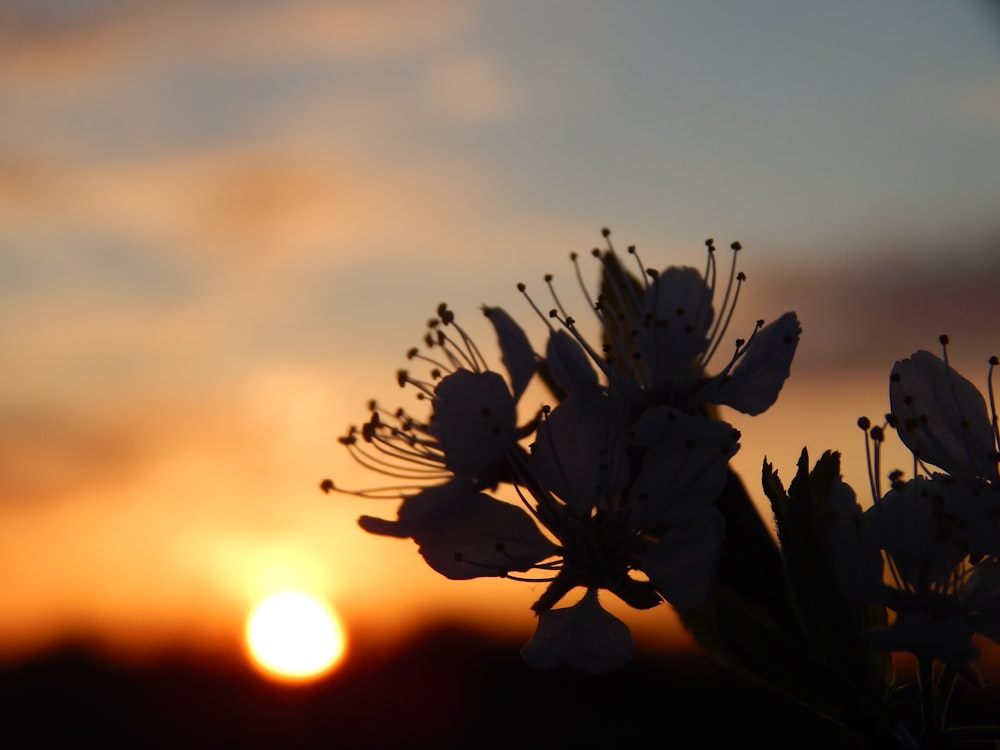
[{"x1": 4, "y1": 620, "x2": 1000, "y2": 749}]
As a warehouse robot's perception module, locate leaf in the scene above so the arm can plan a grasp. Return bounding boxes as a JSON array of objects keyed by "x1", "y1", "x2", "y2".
[{"x1": 764, "y1": 448, "x2": 894, "y2": 728}]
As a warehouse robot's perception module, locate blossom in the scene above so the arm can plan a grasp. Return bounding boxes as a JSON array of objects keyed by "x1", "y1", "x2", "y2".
[
  {"x1": 521, "y1": 232, "x2": 801, "y2": 417},
  {"x1": 525, "y1": 398, "x2": 736, "y2": 607},
  {"x1": 831, "y1": 474, "x2": 999, "y2": 666},
  {"x1": 890, "y1": 343, "x2": 1000, "y2": 559},
  {"x1": 889, "y1": 345, "x2": 999, "y2": 485},
  {"x1": 830, "y1": 341, "x2": 1000, "y2": 668},
  {"x1": 322, "y1": 303, "x2": 558, "y2": 579},
  {"x1": 515, "y1": 396, "x2": 737, "y2": 671},
  {"x1": 324, "y1": 231, "x2": 790, "y2": 674}
]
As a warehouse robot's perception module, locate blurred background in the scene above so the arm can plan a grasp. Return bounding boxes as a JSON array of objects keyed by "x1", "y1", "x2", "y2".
[{"x1": 2, "y1": 1, "x2": 1000, "y2": 744}]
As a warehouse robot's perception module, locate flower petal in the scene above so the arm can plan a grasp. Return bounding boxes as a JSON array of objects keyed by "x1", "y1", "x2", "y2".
[
  {"x1": 827, "y1": 478, "x2": 887, "y2": 605},
  {"x1": 520, "y1": 589, "x2": 633, "y2": 673},
  {"x1": 545, "y1": 329, "x2": 600, "y2": 398},
  {"x1": 890, "y1": 350, "x2": 998, "y2": 481},
  {"x1": 635, "y1": 267, "x2": 713, "y2": 390},
  {"x1": 357, "y1": 479, "x2": 482, "y2": 538},
  {"x1": 635, "y1": 508, "x2": 725, "y2": 608},
  {"x1": 412, "y1": 491, "x2": 558, "y2": 580},
  {"x1": 628, "y1": 408, "x2": 739, "y2": 526},
  {"x1": 704, "y1": 311, "x2": 801, "y2": 415},
  {"x1": 530, "y1": 396, "x2": 629, "y2": 515},
  {"x1": 434, "y1": 369, "x2": 516, "y2": 481},
  {"x1": 484, "y1": 305, "x2": 536, "y2": 402}
]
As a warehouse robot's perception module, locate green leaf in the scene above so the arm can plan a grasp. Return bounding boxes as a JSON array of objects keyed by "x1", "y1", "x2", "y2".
[{"x1": 764, "y1": 448, "x2": 894, "y2": 729}]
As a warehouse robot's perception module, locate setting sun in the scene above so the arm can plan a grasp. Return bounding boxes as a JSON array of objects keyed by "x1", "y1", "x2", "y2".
[{"x1": 245, "y1": 591, "x2": 347, "y2": 682}]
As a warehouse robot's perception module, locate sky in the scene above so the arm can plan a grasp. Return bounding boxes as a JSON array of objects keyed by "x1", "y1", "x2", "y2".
[{"x1": 2, "y1": 0, "x2": 999, "y2": 665}]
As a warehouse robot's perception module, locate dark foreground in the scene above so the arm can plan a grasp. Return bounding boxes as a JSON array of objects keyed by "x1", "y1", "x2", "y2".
[{"x1": 1, "y1": 623, "x2": 997, "y2": 749}]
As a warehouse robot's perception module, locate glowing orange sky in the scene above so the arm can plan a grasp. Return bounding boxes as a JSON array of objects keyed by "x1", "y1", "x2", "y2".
[{"x1": 1, "y1": 1, "x2": 999, "y2": 669}]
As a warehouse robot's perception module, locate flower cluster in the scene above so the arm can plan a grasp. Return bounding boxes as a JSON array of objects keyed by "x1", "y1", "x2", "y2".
[
  {"x1": 323, "y1": 231, "x2": 800, "y2": 673},
  {"x1": 832, "y1": 338, "x2": 1000, "y2": 682},
  {"x1": 321, "y1": 231, "x2": 1000, "y2": 746}
]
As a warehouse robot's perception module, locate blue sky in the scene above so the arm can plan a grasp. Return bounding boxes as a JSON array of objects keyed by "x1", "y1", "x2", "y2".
[{"x1": 1, "y1": 0, "x2": 999, "y2": 657}]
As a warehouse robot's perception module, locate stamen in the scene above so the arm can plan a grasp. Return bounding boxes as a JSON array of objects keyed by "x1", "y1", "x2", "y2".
[
  {"x1": 545, "y1": 273, "x2": 570, "y2": 320},
  {"x1": 871, "y1": 422, "x2": 885, "y2": 501},
  {"x1": 517, "y1": 282, "x2": 555, "y2": 332},
  {"x1": 346, "y1": 431, "x2": 447, "y2": 480},
  {"x1": 436, "y1": 303, "x2": 489, "y2": 372},
  {"x1": 625, "y1": 244, "x2": 650, "y2": 292},
  {"x1": 702, "y1": 239, "x2": 717, "y2": 299},
  {"x1": 988, "y1": 356, "x2": 999, "y2": 456},
  {"x1": 569, "y1": 252, "x2": 598, "y2": 318},
  {"x1": 858, "y1": 416, "x2": 881, "y2": 502},
  {"x1": 709, "y1": 320, "x2": 763, "y2": 382},
  {"x1": 700, "y1": 245, "x2": 746, "y2": 370},
  {"x1": 406, "y1": 348, "x2": 450, "y2": 382},
  {"x1": 317, "y1": 477, "x2": 433, "y2": 500},
  {"x1": 397, "y1": 369, "x2": 436, "y2": 399},
  {"x1": 450, "y1": 548, "x2": 561, "y2": 582},
  {"x1": 547, "y1": 308, "x2": 617, "y2": 388}
]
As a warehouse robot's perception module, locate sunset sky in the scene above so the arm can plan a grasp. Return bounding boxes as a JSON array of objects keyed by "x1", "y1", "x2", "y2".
[{"x1": 2, "y1": 0, "x2": 1000, "y2": 667}]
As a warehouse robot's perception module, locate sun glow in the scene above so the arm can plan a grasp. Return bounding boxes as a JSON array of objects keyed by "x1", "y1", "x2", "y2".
[{"x1": 245, "y1": 591, "x2": 347, "y2": 682}]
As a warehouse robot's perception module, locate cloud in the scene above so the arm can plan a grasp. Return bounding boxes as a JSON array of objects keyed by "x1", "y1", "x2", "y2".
[
  {"x1": 741, "y1": 240, "x2": 1000, "y2": 376},
  {"x1": 416, "y1": 53, "x2": 526, "y2": 124},
  {"x1": 0, "y1": 0, "x2": 471, "y2": 93}
]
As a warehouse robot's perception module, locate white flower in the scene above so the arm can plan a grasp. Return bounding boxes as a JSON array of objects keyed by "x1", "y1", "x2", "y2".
[
  {"x1": 525, "y1": 397, "x2": 737, "y2": 615},
  {"x1": 520, "y1": 233, "x2": 801, "y2": 416},
  {"x1": 323, "y1": 303, "x2": 557, "y2": 578},
  {"x1": 831, "y1": 341, "x2": 1000, "y2": 668},
  {"x1": 890, "y1": 346, "x2": 999, "y2": 484},
  {"x1": 889, "y1": 343, "x2": 1000, "y2": 557},
  {"x1": 520, "y1": 589, "x2": 633, "y2": 674},
  {"x1": 832, "y1": 474, "x2": 994, "y2": 665},
  {"x1": 325, "y1": 231, "x2": 795, "y2": 674}
]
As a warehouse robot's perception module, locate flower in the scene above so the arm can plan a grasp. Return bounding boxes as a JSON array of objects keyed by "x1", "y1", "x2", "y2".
[
  {"x1": 324, "y1": 231, "x2": 793, "y2": 674},
  {"x1": 831, "y1": 473, "x2": 1000, "y2": 667},
  {"x1": 322, "y1": 303, "x2": 558, "y2": 579},
  {"x1": 889, "y1": 343, "x2": 1000, "y2": 485},
  {"x1": 525, "y1": 398, "x2": 737, "y2": 609},
  {"x1": 521, "y1": 232, "x2": 801, "y2": 417},
  {"x1": 508, "y1": 396, "x2": 739, "y2": 672},
  {"x1": 830, "y1": 340, "x2": 1000, "y2": 669}
]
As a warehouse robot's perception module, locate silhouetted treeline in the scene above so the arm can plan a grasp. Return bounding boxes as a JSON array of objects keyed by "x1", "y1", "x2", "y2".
[{"x1": 2, "y1": 623, "x2": 998, "y2": 749}]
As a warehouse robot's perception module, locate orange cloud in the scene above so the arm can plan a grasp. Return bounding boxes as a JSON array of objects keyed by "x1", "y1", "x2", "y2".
[{"x1": 0, "y1": 0, "x2": 471, "y2": 94}]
